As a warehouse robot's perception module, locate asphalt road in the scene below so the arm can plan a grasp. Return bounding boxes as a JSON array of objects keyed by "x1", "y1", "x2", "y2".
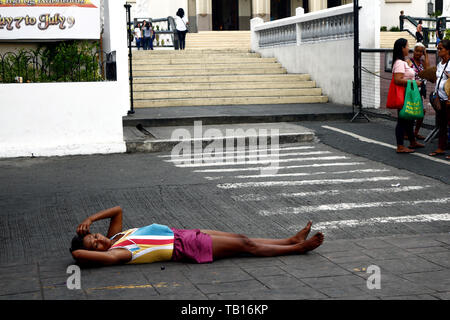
[{"x1": 0, "y1": 117, "x2": 448, "y2": 301}]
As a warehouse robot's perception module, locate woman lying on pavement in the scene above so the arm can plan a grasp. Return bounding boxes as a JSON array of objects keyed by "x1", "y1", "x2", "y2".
[{"x1": 70, "y1": 206, "x2": 324, "y2": 267}]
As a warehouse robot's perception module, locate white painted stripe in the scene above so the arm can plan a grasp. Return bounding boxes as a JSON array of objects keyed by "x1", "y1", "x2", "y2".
[
  {"x1": 322, "y1": 125, "x2": 450, "y2": 166},
  {"x1": 231, "y1": 185, "x2": 433, "y2": 202},
  {"x1": 132, "y1": 244, "x2": 174, "y2": 260},
  {"x1": 231, "y1": 169, "x2": 390, "y2": 179},
  {"x1": 193, "y1": 162, "x2": 365, "y2": 173},
  {"x1": 129, "y1": 235, "x2": 174, "y2": 240},
  {"x1": 259, "y1": 198, "x2": 450, "y2": 216},
  {"x1": 166, "y1": 151, "x2": 331, "y2": 163},
  {"x1": 217, "y1": 176, "x2": 409, "y2": 189},
  {"x1": 174, "y1": 156, "x2": 349, "y2": 168},
  {"x1": 157, "y1": 146, "x2": 316, "y2": 158},
  {"x1": 289, "y1": 213, "x2": 450, "y2": 231}
]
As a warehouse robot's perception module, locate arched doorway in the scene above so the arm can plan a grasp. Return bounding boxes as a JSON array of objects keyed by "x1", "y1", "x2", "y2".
[
  {"x1": 271, "y1": 0, "x2": 291, "y2": 21},
  {"x1": 212, "y1": 0, "x2": 239, "y2": 30}
]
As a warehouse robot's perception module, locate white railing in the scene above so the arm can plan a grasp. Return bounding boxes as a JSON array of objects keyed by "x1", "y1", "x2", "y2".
[{"x1": 253, "y1": 4, "x2": 354, "y2": 49}]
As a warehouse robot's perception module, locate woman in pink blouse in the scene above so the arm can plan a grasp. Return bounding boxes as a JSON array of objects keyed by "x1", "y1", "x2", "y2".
[{"x1": 391, "y1": 38, "x2": 425, "y2": 153}]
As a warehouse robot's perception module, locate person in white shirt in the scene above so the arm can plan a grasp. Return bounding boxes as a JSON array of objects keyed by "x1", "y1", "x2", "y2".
[
  {"x1": 134, "y1": 23, "x2": 143, "y2": 50},
  {"x1": 174, "y1": 8, "x2": 189, "y2": 50},
  {"x1": 430, "y1": 39, "x2": 450, "y2": 158}
]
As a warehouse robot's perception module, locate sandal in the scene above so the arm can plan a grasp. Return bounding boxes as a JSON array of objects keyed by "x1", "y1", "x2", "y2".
[
  {"x1": 397, "y1": 147, "x2": 415, "y2": 153},
  {"x1": 409, "y1": 143, "x2": 425, "y2": 149},
  {"x1": 415, "y1": 134, "x2": 426, "y2": 140},
  {"x1": 429, "y1": 151, "x2": 445, "y2": 157}
]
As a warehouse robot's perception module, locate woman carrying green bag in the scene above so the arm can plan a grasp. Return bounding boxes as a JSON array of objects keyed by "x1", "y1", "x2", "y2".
[
  {"x1": 390, "y1": 38, "x2": 425, "y2": 153},
  {"x1": 399, "y1": 80, "x2": 425, "y2": 121}
]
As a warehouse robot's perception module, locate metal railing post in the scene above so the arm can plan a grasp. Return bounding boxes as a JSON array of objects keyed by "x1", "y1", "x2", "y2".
[
  {"x1": 125, "y1": 3, "x2": 135, "y2": 115},
  {"x1": 351, "y1": 0, "x2": 369, "y2": 122}
]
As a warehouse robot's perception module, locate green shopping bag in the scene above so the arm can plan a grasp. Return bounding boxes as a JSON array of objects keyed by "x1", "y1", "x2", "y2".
[{"x1": 399, "y1": 80, "x2": 424, "y2": 120}]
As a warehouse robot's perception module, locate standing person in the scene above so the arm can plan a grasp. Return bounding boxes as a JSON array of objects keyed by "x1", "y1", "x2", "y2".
[
  {"x1": 143, "y1": 21, "x2": 152, "y2": 51},
  {"x1": 391, "y1": 38, "x2": 425, "y2": 153},
  {"x1": 134, "y1": 23, "x2": 143, "y2": 50},
  {"x1": 429, "y1": 40, "x2": 450, "y2": 157},
  {"x1": 416, "y1": 20, "x2": 424, "y2": 43},
  {"x1": 69, "y1": 206, "x2": 324, "y2": 267},
  {"x1": 399, "y1": 11, "x2": 405, "y2": 31},
  {"x1": 409, "y1": 43, "x2": 430, "y2": 140},
  {"x1": 148, "y1": 22, "x2": 156, "y2": 50},
  {"x1": 175, "y1": 8, "x2": 189, "y2": 50}
]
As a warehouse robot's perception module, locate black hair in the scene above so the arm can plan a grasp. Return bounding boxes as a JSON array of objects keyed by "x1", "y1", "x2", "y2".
[
  {"x1": 70, "y1": 234, "x2": 86, "y2": 253},
  {"x1": 419, "y1": 20, "x2": 423, "y2": 24},
  {"x1": 392, "y1": 38, "x2": 408, "y2": 69},
  {"x1": 176, "y1": 8, "x2": 185, "y2": 18},
  {"x1": 440, "y1": 39, "x2": 450, "y2": 51}
]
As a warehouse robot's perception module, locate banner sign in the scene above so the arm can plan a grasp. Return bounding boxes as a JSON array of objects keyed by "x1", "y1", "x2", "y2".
[{"x1": 0, "y1": 0, "x2": 100, "y2": 40}]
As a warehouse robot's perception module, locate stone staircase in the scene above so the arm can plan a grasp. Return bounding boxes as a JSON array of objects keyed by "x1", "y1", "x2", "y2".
[
  {"x1": 185, "y1": 31, "x2": 251, "y2": 50},
  {"x1": 380, "y1": 31, "x2": 417, "y2": 49},
  {"x1": 131, "y1": 32, "x2": 328, "y2": 108}
]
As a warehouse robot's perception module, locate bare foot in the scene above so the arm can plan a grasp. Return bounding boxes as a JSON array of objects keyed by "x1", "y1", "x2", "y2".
[
  {"x1": 291, "y1": 221, "x2": 313, "y2": 244},
  {"x1": 297, "y1": 232, "x2": 324, "y2": 254}
]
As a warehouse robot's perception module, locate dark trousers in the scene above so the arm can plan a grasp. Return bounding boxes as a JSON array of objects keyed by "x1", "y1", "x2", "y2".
[
  {"x1": 436, "y1": 102, "x2": 449, "y2": 150},
  {"x1": 396, "y1": 110, "x2": 415, "y2": 146},
  {"x1": 177, "y1": 30, "x2": 187, "y2": 50}
]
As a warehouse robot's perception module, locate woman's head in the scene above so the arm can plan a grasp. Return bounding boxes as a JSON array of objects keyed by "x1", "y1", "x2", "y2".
[
  {"x1": 437, "y1": 39, "x2": 450, "y2": 59},
  {"x1": 413, "y1": 43, "x2": 426, "y2": 60},
  {"x1": 176, "y1": 8, "x2": 185, "y2": 18},
  {"x1": 392, "y1": 38, "x2": 409, "y2": 68},
  {"x1": 419, "y1": 20, "x2": 423, "y2": 25},
  {"x1": 70, "y1": 233, "x2": 112, "y2": 252}
]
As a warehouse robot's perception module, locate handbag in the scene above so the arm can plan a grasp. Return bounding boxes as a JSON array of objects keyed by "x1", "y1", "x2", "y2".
[
  {"x1": 431, "y1": 59, "x2": 450, "y2": 111},
  {"x1": 386, "y1": 76, "x2": 406, "y2": 109},
  {"x1": 399, "y1": 80, "x2": 424, "y2": 120}
]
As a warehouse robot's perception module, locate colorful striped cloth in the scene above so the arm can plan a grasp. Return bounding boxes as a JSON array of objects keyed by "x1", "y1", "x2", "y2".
[{"x1": 109, "y1": 224, "x2": 174, "y2": 264}]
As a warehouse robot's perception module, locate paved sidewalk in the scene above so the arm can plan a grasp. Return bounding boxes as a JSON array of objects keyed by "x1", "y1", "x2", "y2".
[{"x1": 0, "y1": 232, "x2": 448, "y2": 300}]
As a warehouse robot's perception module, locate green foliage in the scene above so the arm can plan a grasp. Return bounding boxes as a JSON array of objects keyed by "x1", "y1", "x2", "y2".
[
  {"x1": 444, "y1": 29, "x2": 450, "y2": 40},
  {"x1": 430, "y1": 10, "x2": 442, "y2": 18},
  {"x1": 389, "y1": 26, "x2": 401, "y2": 32},
  {"x1": 380, "y1": 26, "x2": 388, "y2": 32},
  {"x1": 0, "y1": 40, "x2": 103, "y2": 83}
]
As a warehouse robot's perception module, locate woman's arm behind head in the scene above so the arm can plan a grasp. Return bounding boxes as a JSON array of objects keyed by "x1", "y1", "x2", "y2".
[{"x1": 71, "y1": 249, "x2": 131, "y2": 267}]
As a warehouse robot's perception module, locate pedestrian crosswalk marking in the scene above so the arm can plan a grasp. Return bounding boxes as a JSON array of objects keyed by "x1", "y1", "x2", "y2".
[
  {"x1": 230, "y1": 185, "x2": 433, "y2": 201},
  {"x1": 259, "y1": 198, "x2": 450, "y2": 216},
  {"x1": 193, "y1": 162, "x2": 364, "y2": 173},
  {"x1": 287, "y1": 213, "x2": 450, "y2": 231},
  {"x1": 157, "y1": 146, "x2": 316, "y2": 158},
  {"x1": 217, "y1": 176, "x2": 410, "y2": 189},
  {"x1": 172, "y1": 156, "x2": 349, "y2": 168},
  {"x1": 230, "y1": 168, "x2": 390, "y2": 179},
  {"x1": 166, "y1": 151, "x2": 331, "y2": 163}
]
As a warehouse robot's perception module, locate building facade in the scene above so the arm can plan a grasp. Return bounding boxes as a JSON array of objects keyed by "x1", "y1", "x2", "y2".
[{"x1": 128, "y1": 0, "x2": 449, "y2": 32}]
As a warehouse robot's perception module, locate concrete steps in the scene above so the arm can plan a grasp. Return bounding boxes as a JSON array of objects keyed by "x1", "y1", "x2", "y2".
[
  {"x1": 185, "y1": 31, "x2": 251, "y2": 49},
  {"x1": 131, "y1": 33, "x2": 327, "y2": 108},
  {"x1": 380, "y1": 31, "x2": 417, "y2": 49}
]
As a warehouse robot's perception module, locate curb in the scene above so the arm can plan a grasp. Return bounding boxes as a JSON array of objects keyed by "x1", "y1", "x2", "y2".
[{"x1": 125, "y1": 132, "x2": 316, "y2": 153}]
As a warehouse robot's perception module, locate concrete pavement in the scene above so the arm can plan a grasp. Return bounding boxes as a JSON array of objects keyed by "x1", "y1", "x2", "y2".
[{"x1": 0, "y1": 118, "x2": 449, "y2": 299}]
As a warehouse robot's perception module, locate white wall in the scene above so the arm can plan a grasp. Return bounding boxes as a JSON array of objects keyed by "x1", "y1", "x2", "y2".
[
  {"x1": 134, "y1": 0, "x2": 188, "y2": 19},
  {"x1": 251, "y1": 0, "x2": 380, "y2": 107},
  {"x1": 0, "y1": 82, "x2": 127, "y2": 158},
  {"x1": 380, "y1": 0, "x2": 430, "y2": 29},
  {"x1": 0, "y1": 0, "x2": 129, "y2": 158}
]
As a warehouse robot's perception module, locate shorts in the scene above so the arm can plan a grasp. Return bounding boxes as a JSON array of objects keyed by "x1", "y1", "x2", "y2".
[{"x1": 171, "y1": 228, "x2": 213, "y2": 264}]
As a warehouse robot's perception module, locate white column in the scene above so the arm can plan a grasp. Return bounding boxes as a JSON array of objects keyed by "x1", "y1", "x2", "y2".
[
  {"x1": 250, "y1": 17, "x2": 264, "y2": 51},
  {"x1": 103, "y1": 0, "x2": 130, "y2": 115}
]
